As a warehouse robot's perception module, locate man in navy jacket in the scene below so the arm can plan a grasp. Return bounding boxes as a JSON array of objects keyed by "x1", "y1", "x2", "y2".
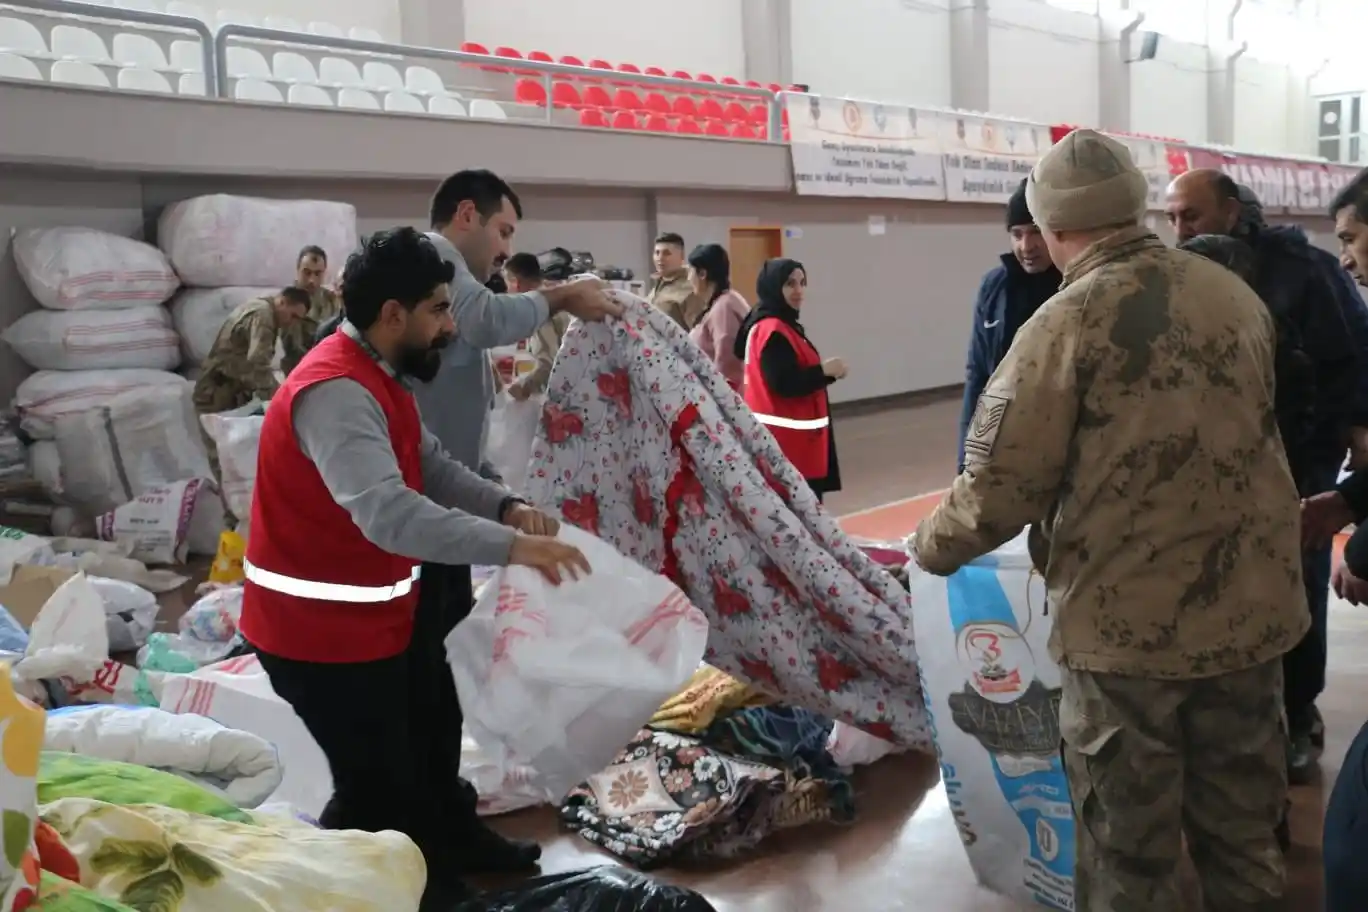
[{"x1": 957, "y1": 178, "x2": 1062, "y2": 471}]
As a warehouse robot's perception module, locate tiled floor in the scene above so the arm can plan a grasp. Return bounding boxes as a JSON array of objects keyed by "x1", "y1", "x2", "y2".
[{"x1": 484, "y1": 393, "x2": 1353, "y2": 911}]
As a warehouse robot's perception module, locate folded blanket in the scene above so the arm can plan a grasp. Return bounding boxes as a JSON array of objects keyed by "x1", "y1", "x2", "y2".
[
  {"x1": 37, "y1": 753, "x2": 250, "y2": 824},
  {"x1": 43, "y1": 706, "x2": 281, "y2": 808},
  {"x1": 40, "y1": 798, "x2": 424, "y2": 912},
  {"x1": 528, "y1": 293, "x2": 933, "y2": 749},
  {"x1": 650, "y1": 665, "x2": 771, "y2": 734}
]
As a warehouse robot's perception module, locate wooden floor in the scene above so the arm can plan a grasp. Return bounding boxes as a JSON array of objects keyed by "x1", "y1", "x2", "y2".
[{"x1": 485, "y1": 394, "x2": 1352, "y2": 911}]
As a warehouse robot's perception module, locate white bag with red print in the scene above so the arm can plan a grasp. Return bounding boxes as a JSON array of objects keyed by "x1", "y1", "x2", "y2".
[{"x1": 447, "y1": 524, "x2": 708, "y2": 802}]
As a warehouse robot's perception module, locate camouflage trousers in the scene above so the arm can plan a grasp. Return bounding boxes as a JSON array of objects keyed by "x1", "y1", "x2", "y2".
[{"x1": 1060, "y1": 661, "x2": 1287, "y2": 911}]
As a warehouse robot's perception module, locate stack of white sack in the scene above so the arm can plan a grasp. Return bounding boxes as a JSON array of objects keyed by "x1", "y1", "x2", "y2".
[
  {"x1": 0, "y1": 415, "x2": 32, "y2": 487},
  {"x1": 160, "y1": 195, "x2": 357, "y2": 382},
  {"x1": 6, "y1": 227, "x2": 210, "y2": 525}
]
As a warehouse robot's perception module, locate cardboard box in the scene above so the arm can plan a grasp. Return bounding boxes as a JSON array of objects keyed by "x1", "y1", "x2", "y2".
[{"x1": 0, "y1": 565, "x2": 76, "y2": 629}]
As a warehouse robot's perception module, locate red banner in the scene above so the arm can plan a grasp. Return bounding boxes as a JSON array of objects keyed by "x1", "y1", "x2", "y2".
[{"x1": 1050, "y1": 123, "x2": 1362, "y2": 217}]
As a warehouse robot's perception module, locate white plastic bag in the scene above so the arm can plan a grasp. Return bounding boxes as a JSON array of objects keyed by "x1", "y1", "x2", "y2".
[
  {"x1": 447, "y1": 525, "x2": 709, "y2": 802},
  {"x1": 13, "y1": 571, "x2": 109, "y2": 684},
  {"x1": 460, "y1": 733, "x2": 544, "y2": 817},
  {"x1": 28, "y1": 442, "x2": 62, "y2": 500},
  {"x1": 12, "y1": 227, "x2": 180, "y2": 311},
  {"x1": 3, "y1": 305, "x2": 181, "y2": 372},
  {"x1": 86, "y1": 576, "x2": 159, "y2": 652},
  {"x1": 158, "y1": 195, "x2": 357, "y2": 288},
  {"x1": 95, "y1": 478, "x2": 214, "y2": 565},
  {"x1": 16, "y1": 369, "x2": 190, "y2": 440},
  {"x1": 0, "y1": 526, "x2": 58, "y2": 585},
  {"x1": 826, "y1": 720, "x2": 903, "y2": 768},
  {"x1": 169, "y1": 286, "x2": 277, "y2": 365},
  {"x1": 198, "y1": 413, "x2": 262, "y2": 522},
  {"x1": 485, "y1": 393, "x2": 541, "y2": 493},
  {"x1": 909, "y1": 532, "x2": 1074, "y2": 910},
  {"x1": 54, "y1": 383, "x2": 211, "y2": 516}
]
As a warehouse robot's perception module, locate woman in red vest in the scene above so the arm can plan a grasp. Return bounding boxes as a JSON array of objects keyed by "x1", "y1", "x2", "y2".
[
  {"x1": 238, "y1": 227, "x2": 609, "y2": 907},
  {"x1": 734, "y1": 258, "x2": 848, "y2": 501}
]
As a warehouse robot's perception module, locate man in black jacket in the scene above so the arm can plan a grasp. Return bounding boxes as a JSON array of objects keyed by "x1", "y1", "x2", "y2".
[
  {"x1": 956, "y1": 178, "x2": 1061, "y2": 472},
  {"x1": 1166, "y1": 169, "x2": 1365, "y2": 783}
]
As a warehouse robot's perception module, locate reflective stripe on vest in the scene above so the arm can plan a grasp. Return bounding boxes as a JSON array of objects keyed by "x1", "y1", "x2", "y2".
[
  {"x1": 243, "y1": 559, "x2": 421, "y2": 604},
  {"x1": 753, "y1": 413, "x2": 831, "y2": 431}
]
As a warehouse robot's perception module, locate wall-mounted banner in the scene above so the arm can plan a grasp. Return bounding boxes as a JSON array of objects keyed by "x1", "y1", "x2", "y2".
[
  {"x1": 1224, "y1": 158, "x2": 1360, "y2": 217},
  {"x1": 786, "y1": 95, "x2": 947, "y2": 200},
  {"x1": 1108, "y1": 135, "x2": 1182, "y2": 211},
  {"x1": 938, "y1": 114, "x2": 1047, "y2": 204}
]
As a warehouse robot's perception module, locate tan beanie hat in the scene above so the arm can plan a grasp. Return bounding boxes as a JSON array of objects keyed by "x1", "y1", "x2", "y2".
[{"x1": 1025, "y1": 129, "x2": 1148, "y2": 232}]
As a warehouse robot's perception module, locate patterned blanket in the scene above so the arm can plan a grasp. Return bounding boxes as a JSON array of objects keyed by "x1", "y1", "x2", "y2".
[{"x1": 525, "y1": 293, "x2": 933, "y2": 750}]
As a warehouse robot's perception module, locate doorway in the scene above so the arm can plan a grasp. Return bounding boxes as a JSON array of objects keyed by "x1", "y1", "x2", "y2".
[{"x1": 728, "y1": 226, "x2": 783, "y2": 306}]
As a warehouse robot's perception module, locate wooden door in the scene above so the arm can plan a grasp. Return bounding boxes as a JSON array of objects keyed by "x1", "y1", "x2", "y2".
[{"x1": 728, "y1": 226, "x2": 783, "y2": 306}]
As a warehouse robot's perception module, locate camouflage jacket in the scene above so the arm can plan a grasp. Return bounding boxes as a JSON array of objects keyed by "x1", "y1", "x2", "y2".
[
  {"x1": 914, "y1": 226, "x2": 1309, "y2": 679},
  {"x1": 282, "y1": 287, "x2": 342, "y2": 375},
  {"x1": 192, "y1": 296, "x2": 283, "y2": 413},
  {"x1": 648, "y1": 271, "x2": 704, "y2": 330}
]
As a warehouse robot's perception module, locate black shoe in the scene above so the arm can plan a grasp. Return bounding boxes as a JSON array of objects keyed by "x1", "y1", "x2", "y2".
[
  {"x1": 1288, "y1": 730, "x2": 1317, "y2": 785},
  {"x1": 1275, "y1": 812, "x2": 1291, "y2": 853},
  {"x1": 1309, "y1": 704, "x2": 1326, "y2": 750},
  {"x1": 450, "y1": 824, "x2": 542, "y2": 875}
]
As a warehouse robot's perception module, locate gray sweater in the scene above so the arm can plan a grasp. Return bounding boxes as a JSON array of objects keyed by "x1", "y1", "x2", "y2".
[{"x1": 413, "y1": 233, "x2": 549, "y2": 480}]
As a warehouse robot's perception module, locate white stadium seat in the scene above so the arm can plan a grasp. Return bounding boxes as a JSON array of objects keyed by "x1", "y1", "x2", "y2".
[
  {"x1": 225, "y1": 46, "x2": 270, "y2": 79},
  {"x1": 318, "y1": 56, "x2": 363, "y2": 87},
  {"x1": 112, "y1": 33, "x2": 169, "y2": 69},
  {"x1": 117, "y1": 66, "x2": 173, "y2": 93},
  {"x1": 349, "y1": 27, "x2": 383, "y2": 43},
  {"x1": 51, "y1": 25, "x2": 111, "y2": 63},
  {"x1": 168, "y1": 39, "x2": 202, "y2": 72},
  {"x1": 0, "y1": 52, "x2": 42, "y2": 81},
  {"x1": 273, "y1": 51, "x2": 317, "y2": 84},
  {"x1": 404, "y1": 64, "x2": 445, "y2": 96},
  {"x1": 307, "y1": 21, "x2": 345, "y2": 39},
  {"x1": 469, "y1": 98, "x2": 507, "y2": 120},
  {"x1": 233, "y1": 77, "x2": 282, "y2": 102},
  {"x1": 114, "y1": 0, "x2": 163, "y2": 11},
  {"x1": 429, "y1": 94, "x2": 466, "y2": 117},
  {"x1": 287, "y1": 83, "x2": 332, "y2": 106},
  {"x1": 51, "y1": 60, "x2": 111, "y2": 88},
  {"x1": 177, "y1": 71, "x2": 205, "y2": 94},
  {"x1": 0, "y1": 18, "x2": 48, "y2": 58},
  {"x1": 383, "y1": 90, "x2": 425, "y2": 113},
  {"x1": 338, "y1": 87, "x2": 379, "y2": 110},
  {"x1": 215, "y1": 9, "x2": 258, "y2": 29},
  {"x1": 263, "y1": 16, "x2": 302, "y2": 33},
  {"x1": 362, "y1": 60, "x2": 403, "y2": 91}
]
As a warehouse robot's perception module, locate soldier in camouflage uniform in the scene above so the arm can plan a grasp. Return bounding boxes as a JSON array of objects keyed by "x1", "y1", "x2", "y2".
[
  {"x1": 193, "y1": 287, "x2": 310, "y2": 526},
  {"x1": 912, "y1": 130, "x2": 1309, "y2": 911},
  {"x1": 281, "y1": 245, "x2": 343, "y2": 375}
]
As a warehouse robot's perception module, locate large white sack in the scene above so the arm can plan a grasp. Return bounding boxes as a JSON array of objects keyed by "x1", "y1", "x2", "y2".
[
  {"x1": 485, "y1": 392, "x2": 541, "y2": 494},
  {"x1": 3, "y1": 305, "x2": 181, "y2": 372},
  {"x1": 12, "y1": 227, "x2": 181, "y2": 311},
  {"x1": 29, "y1": 441, "x2": 62, "y2": 499},
  {"x1": 54, "y1": 383, "x2": 211, "y2": 517},
  {"x1": 908, "y1": 532, "x2": 1074, "y2": 910},
  {"x1": 170, "y1": 286, "x2": 276, "y2": 365},
  {"x1": 448, "y1": 525, "x2": 708, "y2": 803},
  {"x1": 198, "y1": 413, "x2": 261, "y2": 523},
  {"x1": 158, "y1": 195, "x2": 357, "y2": 288},
  {"x1": 15, "y1": 369, "x2": 190, "y2": 440},
  {"x1": 96, "y1": 478, "x2": 219, "y2": 565}
]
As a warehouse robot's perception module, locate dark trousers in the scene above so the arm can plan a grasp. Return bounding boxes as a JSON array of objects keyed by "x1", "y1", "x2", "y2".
[
  {"x1": 254, "y1": 562, "x2": 479, "y2": 857},
  {"x1": 1284, "y1": 462, "x2": 1338, "y2": 727},
  {"x1": 1325, "y1": 719, "x2": 1368, "y2": 909}
]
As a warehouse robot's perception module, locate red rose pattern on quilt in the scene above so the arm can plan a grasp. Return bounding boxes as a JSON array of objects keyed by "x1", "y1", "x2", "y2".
[{"x1": 524, "y1": 291, "x2": 933, "y2": 751}]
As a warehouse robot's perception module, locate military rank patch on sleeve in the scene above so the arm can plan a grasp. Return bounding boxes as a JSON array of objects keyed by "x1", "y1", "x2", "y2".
[{"x1": 964, "y1": 392, "x2": 1011, "y2": 462}]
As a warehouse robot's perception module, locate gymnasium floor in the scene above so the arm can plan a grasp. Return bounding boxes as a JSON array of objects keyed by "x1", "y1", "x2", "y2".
[{"x1": 486, "y1": 394, "x2": 1355, "y2": 910}]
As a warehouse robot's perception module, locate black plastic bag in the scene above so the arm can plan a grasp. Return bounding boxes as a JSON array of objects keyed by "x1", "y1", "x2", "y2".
[{"x1": 461, "y1": 866, "x2": 718, "y2": 911}]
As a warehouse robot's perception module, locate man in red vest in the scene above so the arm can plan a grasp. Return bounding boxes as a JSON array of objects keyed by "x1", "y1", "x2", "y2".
[{"x1": 239, "y1": 227, "x2": 599, "y2": 906}]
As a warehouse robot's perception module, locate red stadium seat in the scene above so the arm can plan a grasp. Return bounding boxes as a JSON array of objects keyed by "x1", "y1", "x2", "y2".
[
  {"x1": 698, "y1": 98, "x2": 725, "y2": 120},
  {"x1": 720, "y1": 76, "x2": 741, "y2": 96},
  {"x1": 513, "y1": 78, "x2": 547, "y2": 106},
  {"x1": 731, "y1": 122, "x2": 757, "y2": 139},
  {"x1": 459, "y1": 41, "x2": 491, "y2": 70},
  {"x1": 723, "y1": 101, "x2": 749, "y2": 122},
  {"x1": 551, "y1": 81, "x2": 582, "y2": 108},
  {"x1": 611, "y1": 110, "x2": 638, "y2": 130},
  {"x1": 582, "y1": 85, "x2": 613, "y2": 108},
  {"x1": 749, "y1": 103, "x2": 767, "y2": 124},
  {"x1": 559, "y1": 54, "x2": 585, "y2": 67},
  {"x1": 644, "y1": 66, "x2": 667, "y2": 78},
  {"x1": 589, "y1": 59, "x2": 614, "y2": 73},
  {"x1": 528, "y1": 50, "x2": 553, "y2": 64},
  {"x1": 671, "y1": 69, "x2": 693, "y2": 81},
  {"x1": 644, "y1": 92, "x2": 671, "y2": 115},
  {"x1": 676, "y1": 118, "x2": 703, "y2": 135},
  {"x1": 614, "y1": 62, "x2": 641, "y2": 86},
  {"x1": 705, "y1": 119, "x2": 729, "y2": 137},
  {"x1": 644, "y1": 114, "x2": 671, "y2": 132},
  {"x1": 696, "y1": 73, "x2": 718, "y2": 86},
  {"x1": 745, "y1": 80, "x2": 763, "y2": 90},
  {"x1": 579, "y1": 108, "x2": 608, "y2": 128},
  {"x1": 671, "y1": 96, "x2": 698, "y2": 118},
  {"x1": 767, "y1": 82, "x2": 783, "y2": 93},
  {"x1": 612, "y1": 88, "x2": 642, "y2": 110}
]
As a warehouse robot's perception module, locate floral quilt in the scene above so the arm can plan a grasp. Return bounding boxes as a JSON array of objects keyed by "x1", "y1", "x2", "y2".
[{"x1": 525, "y1": 292, "x2": 933, "y2": 751}]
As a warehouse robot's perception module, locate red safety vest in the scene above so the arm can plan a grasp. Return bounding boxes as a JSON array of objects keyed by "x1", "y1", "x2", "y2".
[
  {"x1": 742, "y1": 316, "x2": 831, "y2": 480},
  {"x1": 239, "y1": 332, "x2": 425, "y2": 663}
]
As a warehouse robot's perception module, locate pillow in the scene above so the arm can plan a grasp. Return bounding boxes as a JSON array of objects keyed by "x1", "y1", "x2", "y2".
[{"x1": 36, "y1": 755, "x2": 249, "y2": 824}]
